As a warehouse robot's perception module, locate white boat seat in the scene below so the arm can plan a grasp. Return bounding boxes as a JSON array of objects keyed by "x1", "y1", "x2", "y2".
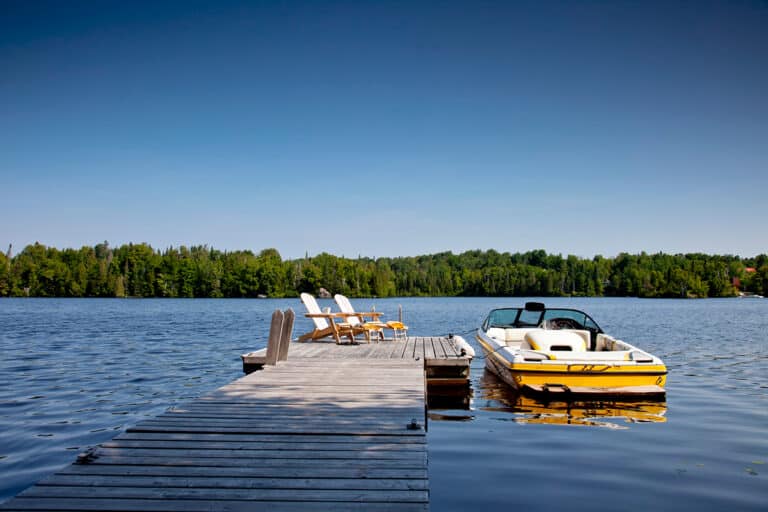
[
  {"x1": 504, "y1": 328, "x2": 540, "y2": 343},
  {"x1": 487, "y1": 327, "x2": 541, "y2": 345},
  {"x1": 522, "y1": 330, "x2": 587, "y2": 352},
  {"x1": 565, "y1": 329, "x2": 591, "y2": 347}
]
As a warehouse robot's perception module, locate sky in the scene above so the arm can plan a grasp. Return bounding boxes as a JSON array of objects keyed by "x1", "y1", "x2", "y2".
[{"x1": 1, "y1": 0, "x2": 766, "y2": 259}]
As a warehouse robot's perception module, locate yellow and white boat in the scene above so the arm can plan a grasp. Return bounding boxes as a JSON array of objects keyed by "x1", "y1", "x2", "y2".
[{"x1": 476, "y1": 302, "x2": 667, "y2": 396}]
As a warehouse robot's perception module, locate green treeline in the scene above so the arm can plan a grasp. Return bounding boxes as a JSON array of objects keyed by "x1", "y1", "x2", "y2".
[{"x1": 1, "y1": 242, "x2": 767, "y2": 299}]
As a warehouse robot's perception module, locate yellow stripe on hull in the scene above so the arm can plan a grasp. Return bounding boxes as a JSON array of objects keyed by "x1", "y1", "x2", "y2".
[
  {"x1": 511, "y1": 370, "x2": 666, "y2": 389},
  {"x1": 508, "y1": 362, "x2": 668, "y2": 375}
]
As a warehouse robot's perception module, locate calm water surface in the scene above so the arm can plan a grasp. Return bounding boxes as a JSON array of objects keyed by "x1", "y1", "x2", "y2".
[{"x1": 0, "y1": 297, "x2": 766, "y2": 510}]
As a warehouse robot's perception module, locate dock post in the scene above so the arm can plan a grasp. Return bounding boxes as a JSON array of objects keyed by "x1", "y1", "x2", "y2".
[
  {"x1": 277, "y1": 308, "x2": 294, "y2": 362},
  {"x1": 264, "y1": 309, "x2": 284, "y2": 366}
]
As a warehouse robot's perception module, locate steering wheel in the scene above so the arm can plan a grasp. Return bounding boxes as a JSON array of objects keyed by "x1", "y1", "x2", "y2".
[{"x1": 539, "y1": 317, "x2": 582, "y2": 330}]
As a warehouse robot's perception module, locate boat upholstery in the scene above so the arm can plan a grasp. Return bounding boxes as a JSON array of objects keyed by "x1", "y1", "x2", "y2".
[
  {"x1": 487, "y1": 327, "x2": 541, "y2": 344},
  {"x1": 563, "y1": 329, "x2": 590, "y2": 347},
  {"x1": 596, "y1": 334, "x2": 627, "y2": 351},
  {"x1": 537, "y1": 350, "x2": 634, "y2": 361},
  {"x1": 522, "y1": 330, "x2": 587, "y2": 352}
]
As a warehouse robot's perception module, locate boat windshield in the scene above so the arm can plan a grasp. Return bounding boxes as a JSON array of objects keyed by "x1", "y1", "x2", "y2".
[{"x1": 484, "y1": 307, "x2": 602, "y2": 332}]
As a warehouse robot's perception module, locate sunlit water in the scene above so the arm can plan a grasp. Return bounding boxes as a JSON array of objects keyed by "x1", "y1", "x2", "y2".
[{"x1": 0, "y1": 297, "x2": 766, "y2": 509}]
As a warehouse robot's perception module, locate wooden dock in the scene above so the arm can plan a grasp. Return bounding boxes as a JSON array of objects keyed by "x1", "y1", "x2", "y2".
[
  {"x1": 1, "y1": 336, "x2": 471, "y2": 511},
  {"x1": 244, "y1": 336, "x2": 472, "y2": 387}
]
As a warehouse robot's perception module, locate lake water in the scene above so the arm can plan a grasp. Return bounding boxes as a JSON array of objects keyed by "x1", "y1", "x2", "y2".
[{"x1": 0, "y1": 297, "x2": 766, "y2": 510}]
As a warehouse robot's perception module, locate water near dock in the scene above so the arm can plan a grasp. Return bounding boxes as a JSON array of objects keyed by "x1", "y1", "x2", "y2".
[{"x1": 1, "y1": 297, "x2": 767, "y2": 510}]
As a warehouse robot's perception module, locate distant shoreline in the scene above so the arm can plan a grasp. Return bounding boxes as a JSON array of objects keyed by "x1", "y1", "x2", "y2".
[
  {"x1": 0, "y1": 295, "x2": 761, "y2": 300},
  {"x1": 1, "y1": 242, "x2": 765, "y2": 299}
]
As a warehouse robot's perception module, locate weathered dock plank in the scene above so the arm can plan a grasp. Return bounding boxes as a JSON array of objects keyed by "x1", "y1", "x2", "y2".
[
  {"x1": 1, "y1": 499, "x2": 428, "y2": 512},
  {"x1": 59, "y1": 463, "x2": 428, "y2": 479},
  {"x1": 100, "y1": 439, "x2": 423, "y2": 451},
  {"x1": 18, "y1": 486, "x2": 430, "y2": 502},
  {"x1": 38, "y1": 474, "x2": 428, "y2": 491},
  {"x1": 112, "y1": 431, "x2": 426, "y2": 444}
]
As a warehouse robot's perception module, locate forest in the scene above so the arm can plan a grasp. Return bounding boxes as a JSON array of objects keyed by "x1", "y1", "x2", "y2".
[{"x1": 0, "y1": 242, "x2": 766, "y2": 299}]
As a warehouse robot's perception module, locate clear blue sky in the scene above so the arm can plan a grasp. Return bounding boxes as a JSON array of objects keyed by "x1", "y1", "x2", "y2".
[{"x1": 1, "y1": 1, "x2": 766, "y2": 259}]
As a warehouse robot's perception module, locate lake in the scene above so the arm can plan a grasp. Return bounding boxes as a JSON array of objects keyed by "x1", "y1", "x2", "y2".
[{"x1": 0, "y1": 297, "x2": 766, "y2": 510}]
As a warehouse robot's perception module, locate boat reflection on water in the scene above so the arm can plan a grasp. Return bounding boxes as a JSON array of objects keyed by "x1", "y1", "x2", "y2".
[
  {"x1": 475, "y1": 370, "x2": 667, "y2": 428},
  {"x1": 427, "y1": 370, "x2": 667, "y2": 428}
]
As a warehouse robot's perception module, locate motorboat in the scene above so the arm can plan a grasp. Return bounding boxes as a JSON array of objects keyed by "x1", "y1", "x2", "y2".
[{"x1": 475, "y1": 302, "x2": 667, "y2": 396}]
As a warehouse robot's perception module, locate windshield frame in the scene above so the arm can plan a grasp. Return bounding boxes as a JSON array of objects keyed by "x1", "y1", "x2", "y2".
[{"x1": 483, "y1": 307, "x2": 603, "y2": 333}]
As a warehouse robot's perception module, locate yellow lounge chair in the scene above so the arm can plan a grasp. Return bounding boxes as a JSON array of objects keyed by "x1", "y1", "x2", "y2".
[{"x1": 334, "y1": 294, "x2": 408, "y2": 341}]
